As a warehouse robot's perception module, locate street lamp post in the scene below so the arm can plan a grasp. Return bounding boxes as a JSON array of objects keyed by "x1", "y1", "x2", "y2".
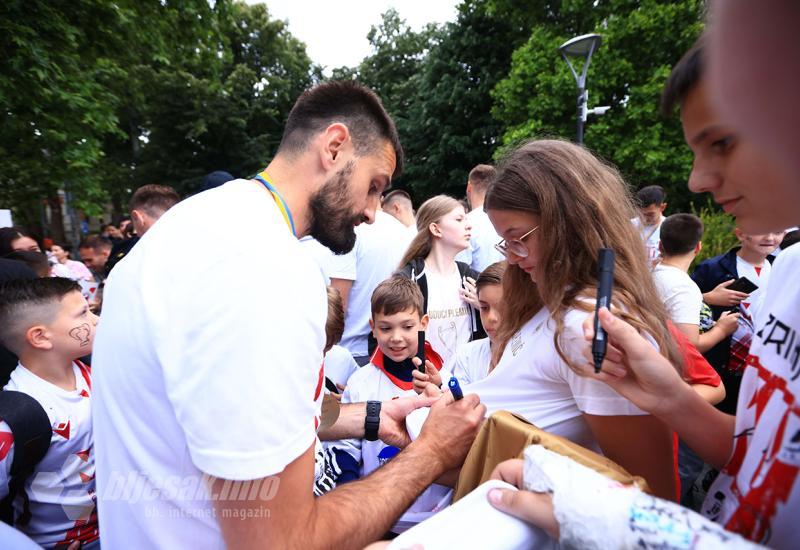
[{"x1": 559, "y1": 33, "x2": 608, "y2": 144}]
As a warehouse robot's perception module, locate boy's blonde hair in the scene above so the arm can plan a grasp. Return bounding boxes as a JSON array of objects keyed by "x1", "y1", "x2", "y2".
[
  {"x1": 325, "y1": 286, "x2": 345, "y2": 352},
  {"x1": 371, "y1": 276, "x2": 424, "y2": 318}
]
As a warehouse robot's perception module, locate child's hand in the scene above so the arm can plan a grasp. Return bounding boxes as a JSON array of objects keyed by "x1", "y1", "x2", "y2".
[
  {"x1": 411, "y1": 358, "x2": 442, "y2": 394},
  {"x1": 715, "y1": 311, "x2": 741, "y2": 336},
  {"x1": 704, "y1": 279, "x2": 749, "y2": 307},
  {"x1": 460, "y1": 276, "x2": 480, "y2": 308}
]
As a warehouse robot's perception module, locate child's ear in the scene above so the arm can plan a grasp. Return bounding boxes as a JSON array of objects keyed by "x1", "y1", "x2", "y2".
[
  {"x1": 695, "y1": 241, "x2": 703, "y2": 255},
  {"x1": 369, "y1": 317, "x2": 376, "y2": 335},
  {"x1": 26, "y1": 325, "x2": 53, "y2": 351},
  {"x1": 658, "y1": 241, "x2": 664, "y2": 255},
  {"x1": 420, "y1": 314, "x2": 429, "y2": 330}
]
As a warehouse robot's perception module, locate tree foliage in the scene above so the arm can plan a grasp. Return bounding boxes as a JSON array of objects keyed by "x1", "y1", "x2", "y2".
[{"x1": 491, "y1": 0, "x2": 705, "y2": 210}]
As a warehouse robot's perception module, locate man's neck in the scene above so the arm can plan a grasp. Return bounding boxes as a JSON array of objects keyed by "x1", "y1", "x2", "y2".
[
  {"x1": 659, "y1": 253, "x2": 694, "y2": 273},
  {"x1": 18, "y1": 353, "x2": 77, "y2": 391},
  {"x1": 737, "y1": 248, "x2": 767, "y2": 266},
  {"x1": 469, "y1": 194, "x2": 485, "y2": 212},
  {"x1": 259, "y1": 155, "x2": 318, "y2": 238}
]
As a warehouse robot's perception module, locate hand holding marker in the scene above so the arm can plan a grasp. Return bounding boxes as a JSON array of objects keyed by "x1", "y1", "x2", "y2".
[{"x1": 592, "y1": 248, "x2": 615, "y2": 373}]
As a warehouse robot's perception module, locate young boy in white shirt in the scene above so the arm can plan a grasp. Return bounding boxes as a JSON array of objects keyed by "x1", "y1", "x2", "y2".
[
  {"x1": 0, "y1": 277, "x2": 99, "y2": 548},
  {"x1": 327, "y1": 276, "x2": 449, "y2": 533}
]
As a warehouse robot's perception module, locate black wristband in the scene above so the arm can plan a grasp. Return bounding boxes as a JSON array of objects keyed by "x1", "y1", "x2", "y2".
[{"x1": 364, "y1": 400, "x2": 381, "y2": 441}]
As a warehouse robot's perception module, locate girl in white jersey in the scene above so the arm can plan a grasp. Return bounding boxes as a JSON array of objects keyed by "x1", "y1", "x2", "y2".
[
  {"x1": 397, "y1": 196, "x2": 483, "y2": 366},
  {"x1": 480, "y1": 139, "x2": 682, "y2": 501}
]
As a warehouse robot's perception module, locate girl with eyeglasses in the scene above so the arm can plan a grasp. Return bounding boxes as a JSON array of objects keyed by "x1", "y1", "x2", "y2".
[{"x1": 465, "y1": 139, "x2": 681, "y2": 501}]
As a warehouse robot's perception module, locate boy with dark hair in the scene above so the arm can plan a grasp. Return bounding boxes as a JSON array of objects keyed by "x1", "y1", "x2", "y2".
[
  {"x1": 327, "y1": 276, "x2": 449, "y2": 533},
  {"x1": 632, "y1": 184, "x2": 668, "y2": 263},
  {"x1": 0, "y1": 278, "x2": 99, "y2": 548}
]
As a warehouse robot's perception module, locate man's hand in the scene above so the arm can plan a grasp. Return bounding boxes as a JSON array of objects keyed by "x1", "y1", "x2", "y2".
[
  {"x1": 580, "y1": 307, "x2": 687, "y2": 417},
  {"x1": 715, "y1": 310, "x2": 741, "y2": 336},
  {"x1": 379, "y1": 394, "x2": 439, "y2": 448},
  {"x1": 703, "y1": 279, "x2": 749, "y2": 307},
  {"x1": 488, "y1": 459, "x2": 559, "y2": 539},
  {"x1": 411, "y1": 358, "x2": 442, "y2": 394},
  {"x1": 415, "y1": 391, "x2": 485, "y2": 471}
]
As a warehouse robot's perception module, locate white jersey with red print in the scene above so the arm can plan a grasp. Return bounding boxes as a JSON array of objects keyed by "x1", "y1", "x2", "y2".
[
  {"x1": 0, "y1": 361, "x2": 98, "y2": 548},
  {"x1": 702, "y1": 244, "x2": 800, "y2": 548}
]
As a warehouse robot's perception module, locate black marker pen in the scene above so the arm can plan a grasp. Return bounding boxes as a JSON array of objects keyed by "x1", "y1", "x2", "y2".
[{"x1": 592, "y1": 248, "x2": 615, "y2": 373}]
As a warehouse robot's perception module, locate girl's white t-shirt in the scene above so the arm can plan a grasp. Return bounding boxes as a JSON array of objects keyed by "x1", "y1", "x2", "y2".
[
  {"x1": 463, "y1": 306, "x2": 647, "y2": 453},
  {"x1": 425, "y1": 267, "x2": 472, "y2": 365}
]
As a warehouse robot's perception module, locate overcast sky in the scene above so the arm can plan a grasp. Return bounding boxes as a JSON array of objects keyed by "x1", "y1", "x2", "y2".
[{"x1": 246, "y1": 1, "x2": 460, "y2": 74}]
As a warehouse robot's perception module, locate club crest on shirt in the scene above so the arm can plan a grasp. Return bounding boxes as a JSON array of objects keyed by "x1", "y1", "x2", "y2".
[{"x1": 377, "y1": 446, "x2": 400, "y2": 466}]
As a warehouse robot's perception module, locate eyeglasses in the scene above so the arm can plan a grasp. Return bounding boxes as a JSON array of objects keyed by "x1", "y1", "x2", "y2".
[{"x1": 494, "y1": 225, "x2": 539, "y2": 259}]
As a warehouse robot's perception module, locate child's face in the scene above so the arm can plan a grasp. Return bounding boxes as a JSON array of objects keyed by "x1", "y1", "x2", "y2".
[
  {"x1": 736, "y1": 230, "x2": 784, "y2": 259},
  {"x1": 48, "y1": 291, "x2": 99, "y2": 358},
  {"x1": 370, "y1": 308, "x2": 428, "y2": 363},
  {"x1": 681, "y1": 78, "x2": 797, "y2": 234},
  {"x1": 637, "y1": 203, "x2": 666, "y2": 227},
  {"x1": 434, "y1": 206, "x2": 472, "y2": 251},
  {"x1": 477, "y1": 284, "x2": 503, "y2": 343}
]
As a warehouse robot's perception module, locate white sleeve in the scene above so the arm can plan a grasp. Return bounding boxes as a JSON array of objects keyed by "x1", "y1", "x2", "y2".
[
  {"x1": 327, "y1": 246, "x2": 357, "y2": 281},
  {"x1": 157, "y1": 255, "x2": 326, "y2": 481},
  {"x1": 558, "y1": 311, "x2": 646, "y2": 416},
  {"x1": 0, "y1": 421, "x2": 14, "y2": 500},
  {"x1": 447, "y1": 346, "x2": 473, "y2": 386}
]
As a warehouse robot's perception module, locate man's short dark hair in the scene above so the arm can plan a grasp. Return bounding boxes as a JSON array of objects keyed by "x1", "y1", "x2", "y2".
[
  {"x1": 635, "y1": 185, "x2": 667, "y2": 208},
  {"x1": 371, "y1": 276, "x2": 424, "y2": 318},
  {"x1": 660, "y1": 213, "x2": 704, "y2": 256},
  {"x1": 468, "y1": 164, "x2": 496, "y2": 192},
  {"x1": 129, "y1": 184, "x2": 180, "y2": 218},
  {"x1": 382, "y1": 189, "x2": 412, "y2": 208},
  {"x1": 0, "y1": 277, "x2": 81, "y2": 353},
  {"x1": 79, "y1": 235, "x2": 112, "y2": 252},
  {"x1": 661, "y1": 34, "x2": 706, "y2": 116},
  {"x1": 278, "y1": 80, "x2": 404, "y2": 179}
]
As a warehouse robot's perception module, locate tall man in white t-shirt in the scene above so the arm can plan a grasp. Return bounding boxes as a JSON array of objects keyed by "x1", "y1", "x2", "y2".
[
  {"x1": 631, "y1": 185, "x2": 668, "y2": 264},
  {"x1": 91, "y1": 81, "x2": 485, "y2": 549},
  {"x1": 329, "y1": 209, "x2": 415, "y2": 366},
  {"x1": 456, "y1": 164, "x2": 504, "y2": 272}
]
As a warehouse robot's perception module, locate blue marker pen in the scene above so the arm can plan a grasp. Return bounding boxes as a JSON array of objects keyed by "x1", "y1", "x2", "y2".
[{"x1": 448, "y1": 376, "x2": 463, "y2": 401}]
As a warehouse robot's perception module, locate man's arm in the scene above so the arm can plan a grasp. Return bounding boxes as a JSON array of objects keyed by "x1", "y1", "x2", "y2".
[{"x1": 212, "y1": 393, "x2": 485, "y2": 549}]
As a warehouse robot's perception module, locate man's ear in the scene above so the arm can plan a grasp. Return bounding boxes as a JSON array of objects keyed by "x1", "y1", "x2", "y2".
[
  {"x1": 318, "y1": 123, "x2": 351, "y2": 171},
  {"x1": 658, "y1": 241, "x2": 664, "y2": 255},
  {"x1": 696, "y1": 241, "x2": 703, "y2": 255},
  {"x1": 659, "y1": 202, "x2": 668, "y2": 213},
  {"x1": 420, "y1": 313, "x2": 429, "y2": 330},
  {"x1": 26, "y1": 325, "x2": 53, "y2": 351}
]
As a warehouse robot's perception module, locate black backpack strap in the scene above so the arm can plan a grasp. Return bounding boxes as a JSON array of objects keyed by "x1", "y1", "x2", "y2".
[{"x1": 0, "y1": 391, "x2": 51, "y2": 526}]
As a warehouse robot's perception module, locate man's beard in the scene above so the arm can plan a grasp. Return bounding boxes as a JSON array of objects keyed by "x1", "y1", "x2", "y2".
[{"x1": 309, "y1": 160, "x2": 361, "y2": 254}]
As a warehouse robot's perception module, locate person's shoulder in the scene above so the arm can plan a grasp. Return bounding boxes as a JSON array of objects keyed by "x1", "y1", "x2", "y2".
[{"x1": 344, "y1": 363, "x2": 381, "y2": 395}]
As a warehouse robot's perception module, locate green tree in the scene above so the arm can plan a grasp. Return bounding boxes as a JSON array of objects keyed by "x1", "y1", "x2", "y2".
[
  {"x1": 399, "y1": 0, "x2": 529, "y2": 200},
  {"x1": 491, "y1": 0, "x2": 705, "y2": 211}
]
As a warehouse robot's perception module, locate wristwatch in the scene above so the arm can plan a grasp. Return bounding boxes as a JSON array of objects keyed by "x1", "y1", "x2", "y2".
[{"x1": 364, "y1": 401, "x2": 381, "y2": 441}]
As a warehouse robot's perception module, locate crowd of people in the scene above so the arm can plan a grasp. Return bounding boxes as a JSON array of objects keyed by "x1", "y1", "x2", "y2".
[{"x1": 0, "y1": 1, "x2": 797, "y2": 548}]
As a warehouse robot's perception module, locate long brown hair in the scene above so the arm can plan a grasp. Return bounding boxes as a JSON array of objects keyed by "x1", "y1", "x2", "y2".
[
  {"x1": 398, "y1": 195, "x2": 463, "y2": 268},
  {"x1": 484, "y1": 139, "x2": 682, "y2": 372}
]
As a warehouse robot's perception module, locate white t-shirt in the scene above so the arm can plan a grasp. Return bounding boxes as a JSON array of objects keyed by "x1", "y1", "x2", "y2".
[
  {"x1": 299, "y1": 236, "x2": 334, "y2": 285},
  {"x1": 323, "y1": 344, "x2": 359, "y2": 389},
  {"x1": 455, "y1": 208, "x2": 504, "y2": 273},
  {"x1": 92, "y1": 179, "x2": 327, "y2": 548},
  {"x1": 330, "y1": 211, "x2": 414, "y2": 358},
  {"x1": 701, "y1": 244, "x2": 800, "y2": 547},
  {"x1": 0, "y1": 361, "x2": 98, "y2": 548},
  {"x1": 463, "y1": 307, "x2": 647, "y2": 454},
  {"x1": 329, "y1": 364, "x2": 452, "y2": 533},
  {"x1": 652, "y1": 263, "x2": 703, "y2": 325},
  {"x1": 440, "y1": 337, "x2": 492, "y2": 387},
  {"x1": 425, "y1": 267, "x2": 473, "y2": 365},
  {"x1": 631, "y1": 216, "x2": 663, "y2": 264}
]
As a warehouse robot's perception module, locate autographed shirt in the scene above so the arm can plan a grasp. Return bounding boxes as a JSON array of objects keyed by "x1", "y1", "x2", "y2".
[{"x1": 702, "y1": 244, "x2": 800, "y2": 547}]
